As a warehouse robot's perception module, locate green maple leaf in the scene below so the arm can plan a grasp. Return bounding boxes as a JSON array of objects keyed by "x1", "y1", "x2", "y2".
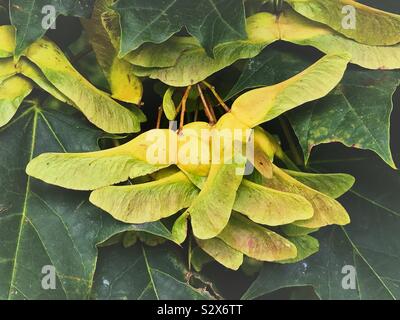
[
  {"x1": 91, "y1": 244, "x2": 217, "y2": 300},
  {"x1": 0, "y1": 103, "x2": 173, "y2": 299},
  {"x1": 243, "y1": 146, "x2": 400, "y2": 299},
  {"x1": 113, "y1": 0, "x2": 247, "y2": 57},
  {"x1": 10, "y1": 0, "x2": 95, "y2": 56},
  {"x1": 288, "y1": 70, "x2": 400, "y2": 168}
]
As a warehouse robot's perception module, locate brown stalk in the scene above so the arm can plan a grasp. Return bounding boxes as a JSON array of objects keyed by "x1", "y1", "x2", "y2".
[
  {"x1": 205, "y1": 93, "x2": 217, "y2": 122},
  {"x1": 179, "y1": 86, "x2": 192, "y2": 132},
  {"x1": 197, "y1": 84, "x2": 216, "y2": 124},
  {"x1": 202, "y1": 81, "x2": 230, "y2": 112},
  {"x1": 156, "y1": 106, "x2": 163, "y2": 129}
]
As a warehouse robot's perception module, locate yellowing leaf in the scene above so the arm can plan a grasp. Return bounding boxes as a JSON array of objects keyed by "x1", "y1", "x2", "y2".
[
  {"x1": 185, "y1": 114, "x2": 247, "y2": 239},
  {"x1": 100, "y1": 8, "x2": 121, "y2": 50},
  {"x1": 176, "y1": 121, "x2": 212, "y2": 177},
  {"x1": 0, "y1": 25, "x2": 15, "y2": 58},
  {"x1": 187, "y1": 161, "x2": 244, "y2": 239},
  {"x1": 233, "y1": 11, "x2": 400, "y2": 70},
  {"x1": 16, "y1": 59, "x2": 68, "y2": 103},
  {"x1": 278, "y1": 235, "x2": 319, "y2": 264},
  {"x1": 279, "y1": 170, "x2": 354, "y2": 235},
  {"x1": 234, "y1": 179, "x2": 313, "y2": 226},
  {"x1": 284, "y1": 169, "x2": 355, "y2": 199},
  {"x1": 26, "y1": 122, "x2": 217, "y2": 192},
  {"x1": 125, "y1": 37, "x2": 198, "y2": 68},
  {"x1": 280, "y1": 9, "x2": 400, "y2": 70},
  {"x1": 163, "y1": 88, "x2": 177, "y2": 120},
  {"x1": 26, "y1": 129, "x2": 173, "y2": 190},
  {"x1": 182, "y1": 169, "x2": 314, "y2": 227},
  {"x1": 218, "y1": 214, "x2": 297, "y2": 262},
  {"x1": 286, "y1": 0, "x2": 400, "y2": 46},
  {"x1": 109, "y1": 59, "x2": 143, "y2": 104},
  {"x1": 253, "y1": 126, "x2": 281, "y2": 160},
  {"x1": 0, "y1": 57, "x2": 68, "y2": 102},
  {"x1": 262, "y1": 165, "x2": 350, "y2": 228},
  {"x1": 0, "y1": 59, "x2": 18, "y2": 84},
  {"x1": 281, "y1": 224, "x2": 319, "y2": 237},
  {"x1": 172, "y1": 212, "x2": 190, "y2": 244},
  {"x1": 128, "y1": 13, "x2": 277, "y2": 87},
  {"x1": 119, "y1": 6, "x2": 400, "y2": 88},
  {"x1": 251, "y1": 126, "x2": 282, "y2": 178},
  {"x1": 0, "y1": 76, "x2": 32, "y2": 127},
  {"x1": 81, "y1": 0, "x2": 143, "y2": 104},
  {"x1": 89, "y1": 172, "x2": 199, "y2": 224},
  {"x1": 196, "y1": 238, "x2": 243, "y2": 270},
  {"x1": 231, "y1": 53, "x2": 350, "y2": 127},
  {"x1": 25, "y1": 39, "x2": 143, "y2": 133}
]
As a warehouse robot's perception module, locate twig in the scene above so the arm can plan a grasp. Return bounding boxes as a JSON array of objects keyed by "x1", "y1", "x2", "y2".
[
  {"x1": 175, "y1": 101, "x2": 183, "y2": 114},
  {"x1": 202, "y1": 81, "x2": 230, "y2": 112},
  {"x1": 156, "y1": 106, "x2": 163, "y2": 129},
  {"x1": 197, "y1": 84, "x2": 216, "y2": 124},
  {"x1": 205, "y1": 93, "x2": 217, "y2": 122},
  {"x1": 179, "y1": 86, "x2": 192, "y2": 132}
]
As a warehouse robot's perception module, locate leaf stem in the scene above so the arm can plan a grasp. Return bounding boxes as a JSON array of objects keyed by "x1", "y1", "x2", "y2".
[
  {"x1": 202, "y1": 81, "x2": 230, "y2": 112},
  {"x1": 174, "y1": 101, "x2": 183, "y2": 119},
  {"x1": 204, "y1": 96, "x2": 217, "y2": 122},
  {"x1": 156, "y1": 106, "x2": 163, "y2": 128},
  {"x1": 179, "y1": 86, "x2": 192, "y2": 132},
  {"x1": 205, "y1": 94, "x2": 217, "y2": 122},
  {"x1": 197, "y1": 84, "x2": 216, "y2": 124}
]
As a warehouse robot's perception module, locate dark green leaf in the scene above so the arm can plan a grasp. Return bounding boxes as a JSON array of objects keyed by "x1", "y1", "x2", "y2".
[
  {"x1": 288, "y1": 70, "x2": 400, "y2": 168},
  {"x1": 243, "y1": 148, "x2": 400, "y2": 299},
  {"x1": 10, "y1": 0, "x2": 95, "y2": 56},
  {"x1": 113, "y1": 0, "x2": 247, "y2": 56},
  {"x1": 0, "y1": 2, "x2": 9, "y2": 24},
  {"x1": 91, "y1": 244, "x2": 215, "y2": 300},
  {"x1": 0, "y1": 103, "x2": 172, "y2": 299},
  {"x1": 359, "y1": 0, "x2": 400, "y2": 14}
]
